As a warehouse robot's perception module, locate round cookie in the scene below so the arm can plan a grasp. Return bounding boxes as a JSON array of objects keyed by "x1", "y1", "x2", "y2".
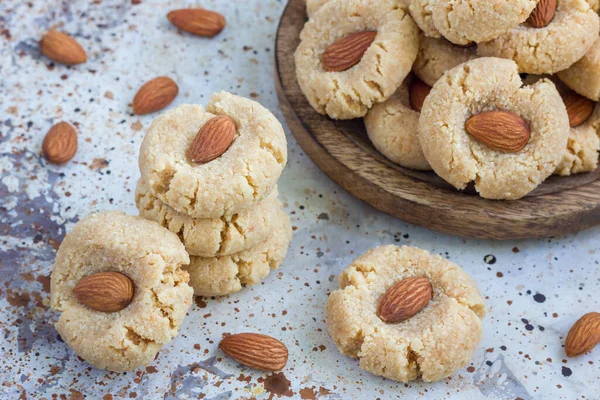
[
  {"x1": 326, "y1": 245, "x2": 486, "y2": 383},
  {"x1": 138, "y1": 92, "x2": 287, "y2": 218},
  {"x1": 555, "y1": 124, "x2": 600, "y2": 175},
  {"x1": 364, "y1": 76, "x2": 431, "y2": 170},
  {"x1": 418, "y1": 58, "x2": 569, "y2": 200},
  {"x1": 558, "y1": 36, "x2": 600, "y2": 101},
  {"x1": 295, "y1": 0, "x2": 419, "y2": 119},
  {"x1": 408, "y1": 0, "x2": 442, "y2": 39},
  {"x1": 50, "y1": 212, "x2": 193, "y2": 372},
  {"x1": 478, "y1": 0, "x2": 600, "y2": 74},
  {"x1": 185, "y1": 210, "x2": 292, "y2": 297},
  {"x1": 413, "y1": 35, "x2": 478, "y2": 87},
  {"x1": 135, "y1": 179, "x2": 281, "y2": 257}
]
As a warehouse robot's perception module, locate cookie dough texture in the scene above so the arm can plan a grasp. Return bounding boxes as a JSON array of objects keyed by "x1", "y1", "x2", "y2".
[
  {"x1": 136, "y1": 179, "x2": 281, "y2": 257},
  {"x1": 50, "y1": 212, "x2": 193, "y2": 372},
  {"x1": 558, "y1": 37, "x2": 600, "y2": 101},
  {"x1": 419, "y1": 58, "x2": 569, "y2": 200},
  {"x1": 306, "y1": 0, "x2": 329, "y2": 17},
  {"x1": 555, "y1": 124, "x2": 600, "y2": 175},
  {"x1": 139, "y1": 92, "x2": 287, "y2": 218},
  {"x1": 364, "y1": 77, "x2": 431, "y2": 170},
  {"x1": 295, "y1": 0, "x2": 419, "y2": 119},
  {"x1": 327, "y1": 245, "x2": 485, "y2": 382},
  {"x1": 413, "y1": 35, "x2": 478, "y2": 87},
  {"x1": 478, "y1": 0, "x2": 600, "y2": 74},
  {"x1": 185, "y1": 210, "x2": 292, "y2": 297},
  {"x1": 410, "y1": 0, "x2": 537, "y2": 45},
  {"x1": 587, "y1": 0, "x2": 600, "y2": 11}
]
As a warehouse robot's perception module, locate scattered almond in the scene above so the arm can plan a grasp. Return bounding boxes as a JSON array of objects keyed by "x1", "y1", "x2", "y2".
[
  {"x1": 322, "y1": 30, "x2": 377, "y2": 72},
  {"x1": 40, "y1": 30, "x2": 87, "y2": 65},
  {"x1": 527, "y1": 0, "x2": 557, "y2": 28},
  {"x1": 561, "y1": 90, "x2": 594, "y2": 128},
  {"x1": 409, "y1": 78, "x2": 431, "y2": 112},
  {"x1": 132, "y1": 76, "x2": 179, "y2": 115},
  {"x1": 218, "y1": 333, "x2": 289, "y2": 371},
  {"x1": 73, "y1": 272, "x2": 134, "y2": 313},
  {"x1": 167, "y1": 8, "x2": 226, "y2": 37},
  {"x1": 42, "y1": 122, "x2": 78, "y2": 164},
  {"x1": 187, "y1": 115, "x2": 235, "y2": 164},
  {"x1": 465, "y1": 111, "x2": 530, "y2": 152},
  {"x1": 377, "y1": 276, "x2": 432, "y2": 323},
  {"x1": 565, "y1": 312, "x2": 600, "y2": 357}
]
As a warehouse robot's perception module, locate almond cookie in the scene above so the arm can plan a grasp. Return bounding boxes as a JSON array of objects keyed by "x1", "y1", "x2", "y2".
[
  {"x1": 419, "y1": 58, "x2": 569, "y2": 200},
  {"x1": 558, "y1": 36, "x2": 600, "y2": 101},
  {"x1": 326, "y1": 245, "x2": 486, "y2": 382},
  {"x1": 135, "y1": 178, "x2": 281, "y2": 257},
  {"x1": 478, "y1": 0, "x2": 600, "y2": 74},
  {"x1": 185, "y1": 210, "x2": 292, "y2": 297},
  {"x1": 409, "y1": 0, "x2": 538, "y2": 45},
  {"x1": 139, "y1": 92, "x2": 287, "y2": 218},
  {"x1": 295, "y1": 0, "x2": 419, "y2": 119},
  {"x1": 364, "y1": 76, "x2": 431, "y2": 170},
  {"x1": 413, "y1": 35, "x2": 478, "y2": 87},
  {"x1": 50, "y1": 212, "x2": 193, "y2": 372}
]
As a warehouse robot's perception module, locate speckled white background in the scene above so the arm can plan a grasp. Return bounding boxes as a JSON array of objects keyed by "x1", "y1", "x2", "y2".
[{"x1": 0, "y1": 1, "x2": 599, "y2": 399}]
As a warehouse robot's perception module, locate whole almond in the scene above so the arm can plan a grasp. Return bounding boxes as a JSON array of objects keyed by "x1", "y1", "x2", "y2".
[
  {"x1": 132, "y1": 76, "x2": 179, "y2": 115},
  {"x1": 42, "y1": 122, "x2": 78, "y2": 164},
  {"x1": 187, "y1": 115, "x2": 235, "y2": 164},
  {"x1": 218, "y1": 333, "x2": 288, "y2": 371},
  {"x1": 322, "y1": 30, "x2": 377, "y2": 72},
  {"x1": 527, "y1": 0, "x2": 557, "y2": 28},
  {"x1": 465, "y1": 111, "x2": 530, "y2": 152},
  {"x1": 167, "y1": 9, "x2": 226, "y2": 37},
  {"x1": 73, "y1": 272, "x2": 134, "y2": 313},
  {"x1": 565, "y1": 312, "x2": 600, "y2": 357},
  {"x1": 561, "y1": 91, "x2": 594, "y2": 128},
  {"x1": 409, "y1": 78, "x2": 432, "y2": 112},
  {"x1": 377, "y1": 276, "x2": 432, "y2": 323},
  {"x1": 40, "y1": 30, "x2": 87, "y2": 65}
]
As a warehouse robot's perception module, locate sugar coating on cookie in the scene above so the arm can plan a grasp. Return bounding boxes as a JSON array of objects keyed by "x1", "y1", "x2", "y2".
[
  {"x1": 138, "y1": 92, "x2": 287, "y2": 218},
  {"x1": 326, "y1": 245, "x2": 485, "y2": 382},
  {"x1": 50, "y1": 212, "x2": 193, "y2": 372},
  {"x1": 185, "y1": 210, "x2": 292, "y2": 297},
  {"x1": 136, "y1": 179, "x2": 281, "y2": 257},
  {"x1": 295, "y1": 0, "x2": 419, "y2": 119},
  {"x1": 418, "y1": 58, "x2": 569, "y2": 200},
  {"x1": 306, "y1": 0, "x2": 329, "y2": 17},
  {"x1": 558, "y1": 37, "x2": 600, "y2": 101},
  {"x1": 364, "y1": 77, "x2": 431, "y2": 170},
  {"x1": 413, "y1": 35, "x2": 478, "y2": 87},
  {"x1": 409, "y1": 0, "x2": 442, "y2": 39},
  {"x1": 555, "y1": 124, "x2": 600, "y2": 176},
  {"x1": 477, "y1": 0, "x2": 600, "y2": 74}
]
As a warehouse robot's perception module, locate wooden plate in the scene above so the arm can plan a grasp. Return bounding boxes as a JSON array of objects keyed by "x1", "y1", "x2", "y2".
[{"x1": 274, "y1": 0, "x2": 600, "y2": 239}]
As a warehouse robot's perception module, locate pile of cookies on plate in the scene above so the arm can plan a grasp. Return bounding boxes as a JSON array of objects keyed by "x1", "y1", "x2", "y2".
[
  {"x1": 296, "y1": 0, "x2": 600, "y2": 199},
  {"x1": 50, "y1": 92, "x2": 292, "y2": 371}
]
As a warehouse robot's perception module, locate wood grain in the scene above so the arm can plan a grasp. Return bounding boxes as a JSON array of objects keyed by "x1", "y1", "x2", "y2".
[{"x1": 274, "y1": 0, "x2": 600, "y2": 239}]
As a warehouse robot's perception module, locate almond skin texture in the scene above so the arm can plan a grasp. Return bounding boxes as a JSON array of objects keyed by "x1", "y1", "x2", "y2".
[
  {"x1": 527, "y1": 0, "x2": 557, "y2": 28},
  {"x1": 322, "y1": 30, "x2": 377, "y2": 72},
  {"x1": 187, "y1": 115, "x2": 236, "y2": 164},
  {"x1": 409, "y1": 78, "x2": 431, "y2": 112},
  {"x1": 561, "y1": 91, "x2": 594, "y2": 128},
  {"x1": 132, "y1": 76, "x2": 179, "y2": 115},
  {"x1": 42, "y1": 122, "x2": 78, "y2": 164},
  {"x1": 565, "y1": 312, "x2": 600, "y2": 357},
  {"x1": 40, "y1": 30, "x2": 87, "y2": 65},
  {"x1": 219, "y1": 333, "x2": 289, "y2": 371},
  {"x1": 167, "y1": 9, "x2": 225, "y2": 37},
  {"x1": 73, "y1": 272, "x2": 134, "y2": 313},
  {"x1": 377, "y1": 276, "x2": 432, "y2": 323},
  {"x1": 465, "y1": 111, "x2": 531, "y2": 152}
]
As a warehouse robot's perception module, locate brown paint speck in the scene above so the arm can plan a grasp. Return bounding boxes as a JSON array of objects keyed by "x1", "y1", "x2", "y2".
[
  {"x1": 466, "y1": 366, "x2": 475, "y2": 373},
  {"x1": 299, "y1": 387, "x2": 317, "y2": 399},
  {"x1": 195, "y1": 298, "x2": 207, "y2": 308},
  {"x1": 259, "y1": 372, "x2": 293, "y2": 398}
]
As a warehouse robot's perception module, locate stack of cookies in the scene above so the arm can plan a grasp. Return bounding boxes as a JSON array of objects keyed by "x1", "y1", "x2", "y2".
[
  {"x1": 136, "y1": 91, "x2": 292, "y2": 297},
  {"x1": 296, "y1": 0, "x2": 600, "y2": 200}
]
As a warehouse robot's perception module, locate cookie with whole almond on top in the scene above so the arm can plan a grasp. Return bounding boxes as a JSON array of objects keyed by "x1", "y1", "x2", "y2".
[
  {"x1": 295, "y1": 0, "x2": 419, "y2": 119},
  {"x1": 138, "y1": 92, "x2": 287, "y2": 218},
  {"x1": 326, "y1": 245, "x2": 486, "y2": 382}
]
